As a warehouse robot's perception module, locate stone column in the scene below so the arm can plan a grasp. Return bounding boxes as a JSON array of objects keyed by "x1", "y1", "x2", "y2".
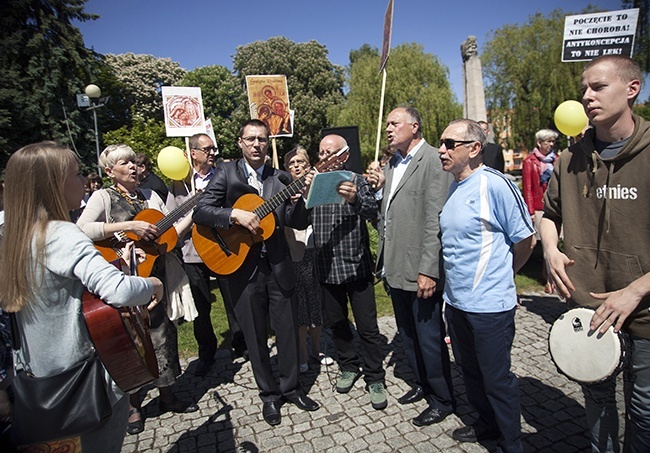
[{"x1": 461, "y1": 36, "x2": 487, "y2": 122}]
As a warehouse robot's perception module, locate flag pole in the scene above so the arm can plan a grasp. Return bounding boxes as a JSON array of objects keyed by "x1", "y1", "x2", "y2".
[{"x1": 374, "y1": 67, "x2": 388, "y2": 162}]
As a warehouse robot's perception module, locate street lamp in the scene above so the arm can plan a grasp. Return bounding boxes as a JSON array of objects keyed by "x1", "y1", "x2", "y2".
[{"x1": 84, "y1": 84, "x2": 105, "y2": 176}]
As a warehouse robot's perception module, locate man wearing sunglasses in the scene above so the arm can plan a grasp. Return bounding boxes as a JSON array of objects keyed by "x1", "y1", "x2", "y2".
[
  {"x1": 367, "y1": 106, "x2": 454, "y2": 427},
  {"x1": 438, "y1": 119, "x2": 534, "y2": 452}
]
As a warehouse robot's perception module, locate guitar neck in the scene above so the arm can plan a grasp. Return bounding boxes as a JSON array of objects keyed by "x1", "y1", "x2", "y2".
[
  {"x1": 253, "y1": 175, "x2": 307, "y2": 219},
  {"x1": 155, "y1": 191, "x2": 201, "y2": 233},
  {"x1": 249, "y1": 147, "x2": 349, "y2": 220}
]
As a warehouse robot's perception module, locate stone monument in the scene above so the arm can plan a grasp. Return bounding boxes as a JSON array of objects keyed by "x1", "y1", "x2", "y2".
[{"x1": 461, "y1": 36, "x2": 487, "y2": 122}]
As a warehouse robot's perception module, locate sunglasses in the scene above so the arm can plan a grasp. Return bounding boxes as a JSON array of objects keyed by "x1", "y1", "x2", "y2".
[
  {"x1": 439, "y1": 139, "x2": 476, "y2": 149},
  {"x1": 194, "y1": 146, "x2": 218, "y2": 154}
]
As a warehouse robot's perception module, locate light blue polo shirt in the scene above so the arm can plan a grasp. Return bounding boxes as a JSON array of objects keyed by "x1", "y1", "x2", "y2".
[{"x1": 440, "y1": 166, "x2": 534, "y2": 313}]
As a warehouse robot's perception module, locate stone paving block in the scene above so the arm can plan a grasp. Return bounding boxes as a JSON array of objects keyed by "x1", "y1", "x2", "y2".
[
  {"x1": 121, "y1": 295, "x2": 627, "y2": 452},
  {"x1": 311, "y1": 435, "x2": 336, "y2": 450},
  {"x1": 331, "y1": 430, "x2": 354, "y2": 444},
  {"x1": 347, "y1": 438, "x2": 371, "y2": 452},
  {"x1": 323, "y1": 447, "x2": 347, "y2": 453},
  {"x1": 385, "y1": 433, "x2": 411, "y2": 450}
]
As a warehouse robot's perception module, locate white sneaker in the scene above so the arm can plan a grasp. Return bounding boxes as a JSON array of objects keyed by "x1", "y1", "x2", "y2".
[{"x1": 318, "y1": 353, "x2": 334, "y2": 366}]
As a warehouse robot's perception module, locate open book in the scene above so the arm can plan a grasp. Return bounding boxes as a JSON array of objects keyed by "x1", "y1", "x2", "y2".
[{"x1": 305, "y1": 170, "x2": 355, "y2": 208}]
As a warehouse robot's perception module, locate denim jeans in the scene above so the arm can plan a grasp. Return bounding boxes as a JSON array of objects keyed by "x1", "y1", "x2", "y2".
[{"x1": 583, "y1": 336, "x2": 650, "y2": 453}]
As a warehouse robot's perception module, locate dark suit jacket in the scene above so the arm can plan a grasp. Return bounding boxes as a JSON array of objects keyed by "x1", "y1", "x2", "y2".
[
  {"x1": 482, "y1": 143, "x2": 505, "y2": 173},
  {"x1": 192, "y1": 159, "x2": 304, "y2": 291},
  {"x1": 139, "y1": 172, "x2": 169, "y2": 202}
]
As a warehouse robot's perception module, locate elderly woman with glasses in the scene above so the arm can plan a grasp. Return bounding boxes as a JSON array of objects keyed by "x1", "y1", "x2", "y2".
[
  {"x1": 77, "y1": 144, "x2": 198, "y2": 436},
  {"x1": 283, "y1": 146, "x2": 333, "y2": 374}
]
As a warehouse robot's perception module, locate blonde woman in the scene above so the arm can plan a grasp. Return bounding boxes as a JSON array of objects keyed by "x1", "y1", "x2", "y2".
[
  {"x1": 0, "y1": 142, "x2": 163, "y2": 451},
  {"x1": 77, "y1": 144, "x2": 197, "y2": 435}
]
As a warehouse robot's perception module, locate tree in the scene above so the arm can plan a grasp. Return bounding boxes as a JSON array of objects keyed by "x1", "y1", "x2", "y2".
[
  {"x1": 482, "y1": 9, "x2": 599, "y2": 150},
  {"x1": 104, "y1": 53, "x2": 185, "y2": 123},
  {"x1": 232, "y1": 36, "x2": 345, "y2": 162},
  {"x1": 0, "y1": 0, "x2": 99, "y2": 167},
  {"x1": 101, "y1": 118, "x2": 183, "y2": 182},
  {"x1": 181, "y1": 65, "x2": 247, "y2": 159},
  {"x1": 633, "y1": 101, "x2": 650, "y2": 119},
  {"x1": 333, "y1": 43, "x2": 461, "y2": 164},
  {"x1": 624, "y1": 0, "x2": 650, "y2": 74}
]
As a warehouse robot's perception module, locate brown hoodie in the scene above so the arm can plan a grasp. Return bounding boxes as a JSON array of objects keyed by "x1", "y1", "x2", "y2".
[{"x1": 544, "y1": 114, "x2": 650, "y2": 339}]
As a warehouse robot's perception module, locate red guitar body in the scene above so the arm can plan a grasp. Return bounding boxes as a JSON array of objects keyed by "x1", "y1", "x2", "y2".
[{"x1": 82, "y1": 290, "x2": 159, "y2": 392}]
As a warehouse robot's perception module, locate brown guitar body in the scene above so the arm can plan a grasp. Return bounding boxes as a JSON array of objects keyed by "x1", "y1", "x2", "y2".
[
  {"x1": 192, "y1": 193, "x2": 276, "y2": 275},
  {"x1": 82, "y1": 291, "x2": 159, "y2": 392},
  {"x1": 192, "y1": 147, "x2": 349, "y2": 276},
  {"x1": 93, "y1": 208, "x2": 179, "y2": 277}
]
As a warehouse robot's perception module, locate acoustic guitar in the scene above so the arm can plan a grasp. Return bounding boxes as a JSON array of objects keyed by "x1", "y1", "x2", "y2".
[
  {"x1": 82, "y1": 258, "x2": 159, "y2": 392},
  {"x1": 94, "y1": 191, "x2": 201, "y2": 277},
  {"x1": 192, "y1": 146, "x2": 349, "y2": 275}
]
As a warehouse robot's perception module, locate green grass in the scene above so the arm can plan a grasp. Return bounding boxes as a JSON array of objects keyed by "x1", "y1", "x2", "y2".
[
  {"x1": 515, "y1": 242, "x2": 547, "y2": 294},
  {"x1": 176, "y1": 226, "x2": 545, "y2": 360},
  {"x1": 176, "y1": 286, "x2": 228, "y2": 360},
  {"x1": 176, "y1": 269, "x2": 394, "y2": 361}
]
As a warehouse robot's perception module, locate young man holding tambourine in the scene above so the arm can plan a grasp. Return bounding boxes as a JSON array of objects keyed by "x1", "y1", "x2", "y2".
[{"x1": 541, "y1": 55, "x2": 650, "y2": 453}]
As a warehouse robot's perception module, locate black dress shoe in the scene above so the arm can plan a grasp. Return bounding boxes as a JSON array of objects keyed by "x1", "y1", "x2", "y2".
[
  {"x1": 159, "y1": 399, "x2": 199, "y2": 413},
  {"x1": 397, "y1": 386, "x2": 425, "y2": 405},
  {"x1": 194, "y1": 358, "x2": 215, "y2": 376},
  {"x1": 451, "y1": 424, "x2": 500, "y2": 443},
  {"x1": 262, "y1": 401, "x2": 282, "y2": 426},
  {"x1": 230, "y1": 347, "x2": 249, "y2": 362},
  {"x1": 285, "y1": 394, "x2": 320, "y2": 411},
  {"x1": 412, "y1": 406, "x2": 452, "y2": 427}
]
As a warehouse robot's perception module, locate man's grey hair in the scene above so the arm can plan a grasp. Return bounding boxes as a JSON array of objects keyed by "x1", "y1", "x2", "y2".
[{"x1": 448, "y1": 119, "x2": 487, "y2": 150}]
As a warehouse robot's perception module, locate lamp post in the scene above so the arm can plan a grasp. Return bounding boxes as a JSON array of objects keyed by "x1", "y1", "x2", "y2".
[{"x1": 85, "y1": 84, "x2": 104, "y2": 176}]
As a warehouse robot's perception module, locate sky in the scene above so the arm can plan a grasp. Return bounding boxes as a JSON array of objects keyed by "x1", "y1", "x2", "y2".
[{"x1": 76, "y1": 0, "x2": 626, "y2": 102}]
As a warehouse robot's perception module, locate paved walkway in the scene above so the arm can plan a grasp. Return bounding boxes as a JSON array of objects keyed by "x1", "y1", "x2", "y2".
[{"x1": 121, "y1": 293, "x2": 625, "y2": 452}]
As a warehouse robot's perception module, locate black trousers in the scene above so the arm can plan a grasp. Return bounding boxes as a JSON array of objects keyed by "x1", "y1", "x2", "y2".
[
  {"x1": 446, "y1": 305, "x2": 522, "y2": 452},
  {"x1": 390, "y1": 288, "x2": 455, "y2": 413},
  {"x1": 184, "y1": 262, "x2": 245, "y2": 361},
  {"x1": 229, "y1": 258, "x2": 301, "y2": 402},
  {"x1": 321, "y1": 276, "x2": 386, "y2": 384}
]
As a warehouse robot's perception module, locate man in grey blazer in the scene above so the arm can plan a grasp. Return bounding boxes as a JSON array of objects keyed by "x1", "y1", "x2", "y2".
[{"x1": 367, "y1": 106, "x2": 455, "y2": 427}]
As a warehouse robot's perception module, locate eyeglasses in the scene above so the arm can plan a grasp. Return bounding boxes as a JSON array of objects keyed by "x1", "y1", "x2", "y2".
[
  {"x1": 241, "y1": 136, "x2": 269, "y2": 145},
  {"x1": 194, "y1": 146, "x2": 217, "y2": 154},
  {"x1": 439, "y1": 139, "x2": 476, "y2": 150},
  {"x1": 288, "y1": 159, "x2": 307, "y2": 167}
]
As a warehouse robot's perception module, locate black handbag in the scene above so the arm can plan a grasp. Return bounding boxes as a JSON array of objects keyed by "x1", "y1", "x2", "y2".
[{"x1": 9, "y1": 352, "x2": 113, "y2": 446}]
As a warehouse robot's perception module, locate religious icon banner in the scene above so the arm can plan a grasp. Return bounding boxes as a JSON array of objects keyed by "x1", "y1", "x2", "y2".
[
  {"x1": 161, "y1": 86, "x2": 206, "y2": 137},
  {"x1": 245, "y1": 75, "x2": 293, "y2": 138}
]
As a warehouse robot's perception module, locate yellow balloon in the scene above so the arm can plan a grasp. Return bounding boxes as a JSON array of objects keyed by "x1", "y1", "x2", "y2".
[
  {"x1": 157, "y1": 146, "x2": 190, "y2": 180},
  {"x1": 554, "y1": 100, "x2": 589, "y2": 137}
]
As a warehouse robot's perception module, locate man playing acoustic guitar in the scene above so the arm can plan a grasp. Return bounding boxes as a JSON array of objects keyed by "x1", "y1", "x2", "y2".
[{"x1": 192, "y1": 119, "x2": 320, "y2": 426}]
